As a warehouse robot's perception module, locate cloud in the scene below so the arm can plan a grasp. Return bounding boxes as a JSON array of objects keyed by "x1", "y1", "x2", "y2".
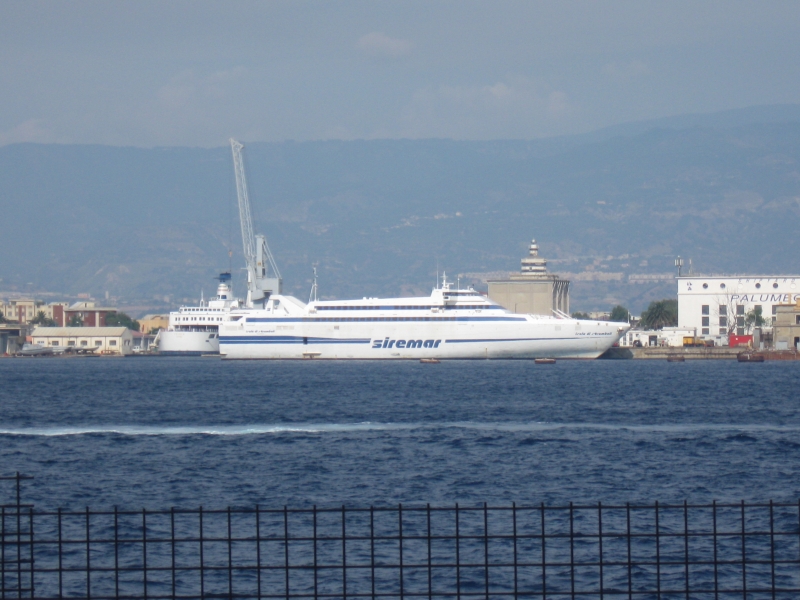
[
  {"x1": 357, "y1": 32, "x2": 412, "y2": 57},
  {"x1": 157, "y1": 67, "x2": 248, "y2": 109},
  {"x1": 603, "y1": 60, "x2": 650, "y2": 81},
  {"x1": 0, "y1": 119, "x2": 58, "y2": 146},
  {"x1": 399, "y1": 77, "x2": 577, "y2": 139}
]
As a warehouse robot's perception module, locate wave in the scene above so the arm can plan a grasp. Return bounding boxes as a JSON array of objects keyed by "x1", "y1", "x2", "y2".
[{"x1": 0, "y1": 422, "x2": 799, "y2": 437}]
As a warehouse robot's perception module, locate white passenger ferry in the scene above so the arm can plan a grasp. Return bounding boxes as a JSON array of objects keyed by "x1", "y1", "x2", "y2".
[
  {"x1": 157, "y1": 273, "x2": 241, "y2": 355},
  {"x1": 219, "y1": 276, "x2": 628, "y2": 360}
]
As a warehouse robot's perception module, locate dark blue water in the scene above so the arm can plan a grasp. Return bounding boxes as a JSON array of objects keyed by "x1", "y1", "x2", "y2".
[{"x1": 1, "y1": 357, "x2": 799, "y2": 509}]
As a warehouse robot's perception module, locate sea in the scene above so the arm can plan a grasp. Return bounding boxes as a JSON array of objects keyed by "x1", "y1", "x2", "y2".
[{"x1": 1, "y1": 357, "x2": 799, "y2": 510}]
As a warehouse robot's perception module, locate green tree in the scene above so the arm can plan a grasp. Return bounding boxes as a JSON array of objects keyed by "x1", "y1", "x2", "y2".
[
  {"x1": 29, "y1": 310, "x2": 57, "y2": 327},
  {"x1": 609, "y1": 305, "x2": 630, "y2": 322},
  {"x1": 0, "y1": 312, "x2": 6, "y2": 324},
  {"x1": 744, "y1": 306, "x2": 768, "y2": 332},
  {"x1": 67, "y1": 315, "x2": 83, "y2": 327},
  {"x1": 639, "y1": 299, "x2": 678, "y2": 330},
  {"x1": 571, "y1": 311, "x2": 591, "y2": 320},
  {"x1": 105, "y1": 312, "x2": 140, "y2": 331}
]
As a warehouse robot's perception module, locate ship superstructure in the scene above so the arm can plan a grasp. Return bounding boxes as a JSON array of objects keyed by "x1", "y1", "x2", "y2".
[
  {"x1": 219, "y1": 275, "x2": 628, "y2": 360},
  {"x1": 156, "y1": 273, "x2": 240, "y2": 355}
]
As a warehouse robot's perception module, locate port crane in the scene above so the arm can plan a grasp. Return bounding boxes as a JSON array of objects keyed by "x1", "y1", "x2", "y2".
[{"x1": 230, "y1": 138, "x2": 281, "y2": 307}]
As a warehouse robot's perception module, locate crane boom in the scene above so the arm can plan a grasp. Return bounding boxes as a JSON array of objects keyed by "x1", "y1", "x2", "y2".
[
  {"x1": 230, "y1": 138, "x2": 256, "y2": 270},
  {"x1": 229, "y1": 138, "x2": 281, "y2": 307}
]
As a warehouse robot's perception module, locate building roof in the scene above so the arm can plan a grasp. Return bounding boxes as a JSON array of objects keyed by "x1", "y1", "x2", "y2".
[
  {"x1": 139, "y1": 314, "x2": 168, "y2": 320},
  {"x1": 31, "y1": 327, "x2": 129, "y2": 337}
]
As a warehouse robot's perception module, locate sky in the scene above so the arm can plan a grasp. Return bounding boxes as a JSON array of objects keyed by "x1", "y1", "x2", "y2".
[{"x1": 2, "y1": 0, "x2": 800, "y2": 147}]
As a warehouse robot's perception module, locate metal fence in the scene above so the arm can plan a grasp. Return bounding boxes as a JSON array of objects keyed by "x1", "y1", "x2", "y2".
[{"x1": 2, "y1": 473, "x2": 800, "y2": 599}]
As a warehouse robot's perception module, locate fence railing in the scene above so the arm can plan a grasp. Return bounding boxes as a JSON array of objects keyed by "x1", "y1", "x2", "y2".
[{"x1": 2, "y1": 473, "x2": 800, "y2": 599}]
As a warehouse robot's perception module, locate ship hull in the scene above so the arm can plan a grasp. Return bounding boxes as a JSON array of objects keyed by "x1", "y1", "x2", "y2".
[
  {"x1": 220, "y1": 319, "x2": 622, "y2": 360},
  {"x1": 158, "y1": 331, "x2": 219, "y2": 355}
]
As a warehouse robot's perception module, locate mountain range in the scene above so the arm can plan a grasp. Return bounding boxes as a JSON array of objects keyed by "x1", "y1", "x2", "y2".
[{"x1": 2, "y1": 104, "x2": 800, "y2": 315}]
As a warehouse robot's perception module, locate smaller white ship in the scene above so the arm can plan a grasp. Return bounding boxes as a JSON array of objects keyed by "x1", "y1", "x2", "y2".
[{"x1": 156, "y1": 273, "x2": 241, "y2": 355}]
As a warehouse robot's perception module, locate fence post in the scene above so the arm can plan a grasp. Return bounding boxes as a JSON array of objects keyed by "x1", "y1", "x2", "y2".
[
  {"x1": 427, "y1": 504, "x2": 432, "y2": 600},
  {"x1": 712, "y1": 501, "x2": 718, "y2": 600},
  {"x1": 484, "y1": 503, "x2": 489, "y2": 600},
  {"x1": 655, "y1": 501, "x2": 661, "y2": 600},
  {"x1": 598, "y1": 502, "x2": 603, "y2": 600},
  {"x1": 626, "y1": 503, "x2": 632, "y2": 600},
  {"x1": 683, "y1": 500, "x2": 689, "y2": 599},
  {"x1": 740, "y1": 500, "x2": 746, "y2": 598},
  {"x1": 541, "y1": 502, "x2": 546, "y2": 599}
]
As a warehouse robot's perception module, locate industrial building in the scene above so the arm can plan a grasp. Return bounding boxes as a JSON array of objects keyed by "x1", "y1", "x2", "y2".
[
  {"x1": 677, "y1": 275, "x2": 800, "y2": 343},
  {"x1": 30, "y1": 327, "x2": 134, "y2": 355},
  {"x1": 488, "y1": 239, "x2": 570, "y2": 315},
  {"x1": 773, "y1": 300, "x2": 800, "y2": 350},
  {"x1": 137, "y1": 314, "x2": 169, "y2": 333},
  {"x1": 0, "y1": 299, "x2": 116, "y2": 326}
]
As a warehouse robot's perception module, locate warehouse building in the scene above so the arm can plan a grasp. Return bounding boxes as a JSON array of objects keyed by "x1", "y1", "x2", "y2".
[
  {"x1": 677, "y1": 275, "x2": 800, "y2": 343},
  {"x1": 30, "y1": 327, "x2": 134, "y2": 355}
]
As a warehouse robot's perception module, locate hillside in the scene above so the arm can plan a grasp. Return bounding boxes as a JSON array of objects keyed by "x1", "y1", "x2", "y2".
[{"x1": 2, "y1": 106, "x2": 800, "y2": 314}]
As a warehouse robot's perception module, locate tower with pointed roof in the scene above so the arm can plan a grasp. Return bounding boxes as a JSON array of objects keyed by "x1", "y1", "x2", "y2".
[{"x1": 487, "y1": 237, "x2": 570, "y2": 315}]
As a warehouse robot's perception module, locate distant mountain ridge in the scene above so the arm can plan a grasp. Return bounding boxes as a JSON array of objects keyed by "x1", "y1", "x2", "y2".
[{"x1": 2, "y1": 104, "x2": 800, "y2": 314}]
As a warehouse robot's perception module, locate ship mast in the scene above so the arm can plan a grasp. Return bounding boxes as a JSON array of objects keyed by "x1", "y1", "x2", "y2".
[{"x1": 229, "y1": 138, "x2": 281, "y2": 307}]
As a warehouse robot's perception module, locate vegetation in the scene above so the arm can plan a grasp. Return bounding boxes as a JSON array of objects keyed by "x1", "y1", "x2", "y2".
[
  {"x1": 67, "y1": 315, "x2": 83, "y2": 327},
  {"x1": 639, "y1": 299, "x2": 678, "y2": 330},
  {"x1": 0, "y1": 312, "x2": 6, "y2": 324},
  {"x1": 105, "y1": 312, "x2": 140, "y2": 331},
  {"x1": 608, "y1": 305, "x2": 630, "y2": 322},
  {"x1": 745, "y1": 306, "x2": 768, "y2": 332},
  {"x1": 571, "y1": 311, "x2": 591, "y2": 320},
  {"x1": 29, "y1": 310, "x2": 57, "y2": 327}
]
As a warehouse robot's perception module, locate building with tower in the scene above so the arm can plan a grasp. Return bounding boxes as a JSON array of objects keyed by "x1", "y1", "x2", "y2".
[{"x1": 487, "y1": 239, "x2": 570, "y2": 315}]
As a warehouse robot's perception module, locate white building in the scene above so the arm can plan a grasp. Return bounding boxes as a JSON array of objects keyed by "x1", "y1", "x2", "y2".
[
  {"x1": 677, "y1": 275, "x2": 800, "y2": 341},
  {"x1": 30, "y1": 327, "x2": 134, "y2": 355}
]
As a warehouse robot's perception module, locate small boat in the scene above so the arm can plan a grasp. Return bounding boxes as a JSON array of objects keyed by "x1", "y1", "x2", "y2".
[
  {"x1": 420, "y1": 358, "x2": 440, "y2": 364},
  {"x1": 737, "y1": 353, "x2": 765, "y2": 363},
  {"x1": 534, "y1": 358, "x2": 556, "y2": 364},
  {"x1": 667, "y1": 355, "x2": 685, "y2": 362}
]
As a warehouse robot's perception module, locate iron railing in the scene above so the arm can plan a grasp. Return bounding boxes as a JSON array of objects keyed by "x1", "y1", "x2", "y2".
[{"x1": 2, "y1": 473, "x2": 800, "y2": 599}]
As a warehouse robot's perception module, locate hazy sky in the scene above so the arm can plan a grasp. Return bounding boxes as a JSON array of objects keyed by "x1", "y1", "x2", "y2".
[{"x1": 2, "y1": 1, "x2": 800, "y2": 147}]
